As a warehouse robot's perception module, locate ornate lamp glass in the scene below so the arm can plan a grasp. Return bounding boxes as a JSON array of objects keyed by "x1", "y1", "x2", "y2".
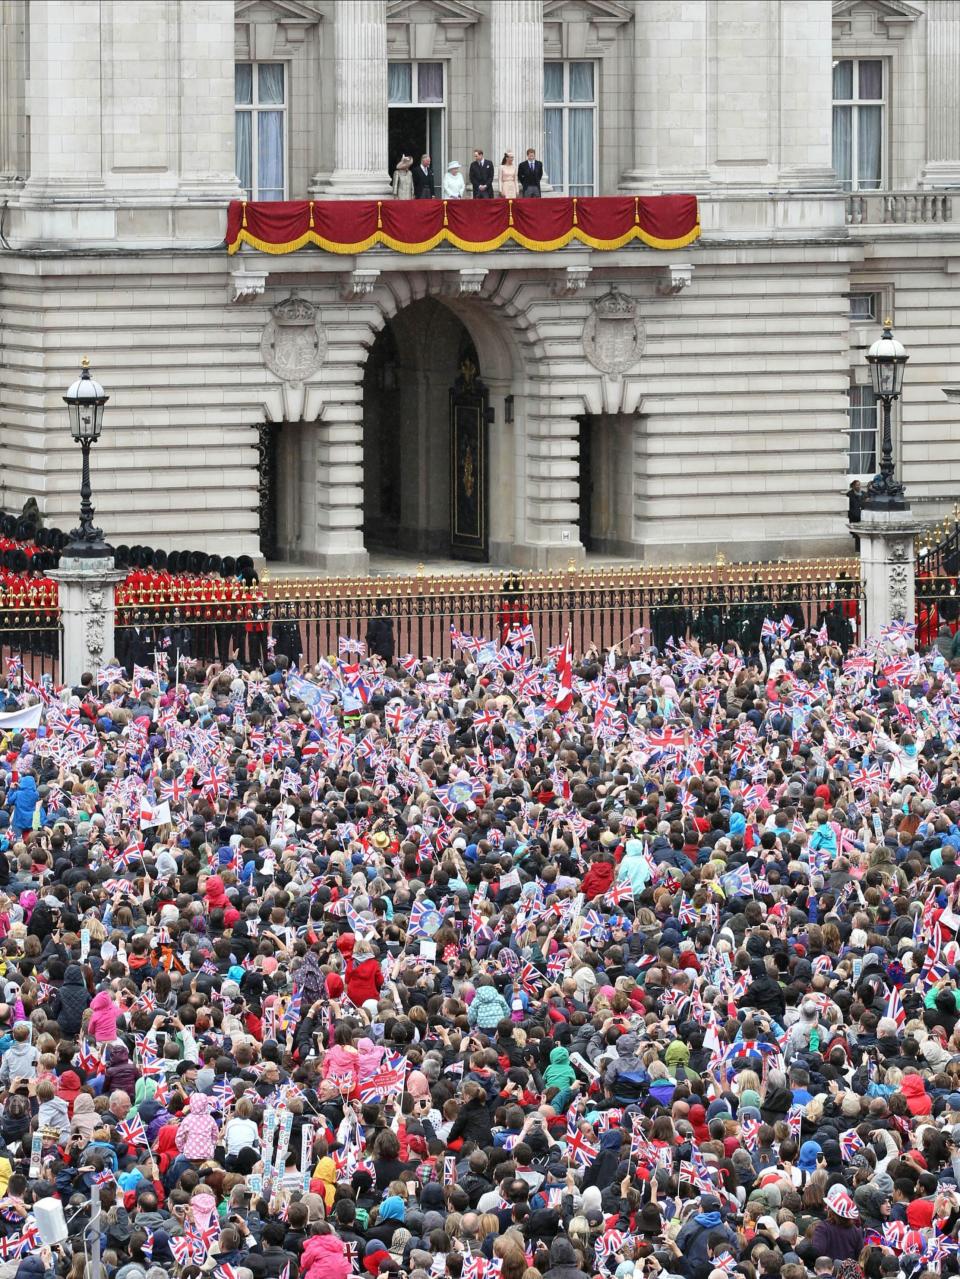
[
  {"x1": 863, "y1": 320, "x2": 909, "y2": 511},
  {"x1": 63, "y1": 358, "x2": 112, "y2": 556}
]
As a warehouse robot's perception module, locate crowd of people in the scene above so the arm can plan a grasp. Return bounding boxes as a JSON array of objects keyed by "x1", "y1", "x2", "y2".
[{"x1": 0, "y1": 611, "x2": 958, "y2": 1279}]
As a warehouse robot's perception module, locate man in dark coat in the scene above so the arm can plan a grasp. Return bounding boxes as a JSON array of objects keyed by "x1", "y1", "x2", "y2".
[
  {"x1": 518, "y1": 148, "x2": 543, "y2": 196},
  {"x1": 469, "y1": 149, "x2": 494, "y2": 198},
  {"x1": 412, "y1": 155, "x2": 435, "y2": 199},
  {"x1": 366, "y1": 607, "x2": 395, "y2": 663}
]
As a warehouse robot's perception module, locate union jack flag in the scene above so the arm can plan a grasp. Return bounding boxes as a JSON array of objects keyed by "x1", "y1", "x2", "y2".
[
  {"x1": 565, "y1": 1129, "x2": 599, "y2": 1167},
  {"x1": 117, "y1": 1113, "x2": 148, "y2": 1147}
]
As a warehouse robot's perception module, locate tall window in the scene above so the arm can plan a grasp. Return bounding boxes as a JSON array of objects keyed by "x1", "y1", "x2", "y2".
[
  {"x1": 848, "y1": 383, "x2": 880, "y2": 476},
  {"x1": 833, "y1": 58, "x2": 884, "y2": 191},
  {"x1": 235, "y1": 64, "x2": 286, "y2": 201},
  {"x1": 388, "y1": 62, "x2": 445, "y2": 174},
  {"x1": 544, "y1": 61, "x2": 597, "y2": 196}
]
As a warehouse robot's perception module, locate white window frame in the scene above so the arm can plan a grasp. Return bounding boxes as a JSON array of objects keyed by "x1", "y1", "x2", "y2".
[
  {"x1": 832, "y1": 57, "x2": 886, "y2": 193},
  {"x1": 235, "y1": 62, "x2": 288, "y2": 202},
  {"x1": 847, "y1": 381, "x2": 881, "y2": 480},
  {"x1": 388, "y1": 61, "x2": 447, "y2": 174},
  {"x1": 848, "y1": 292, "x2": 878, "y2": 322},
  {"x1": 544, "y1": 60, "x2": 599, "y2": 197}
]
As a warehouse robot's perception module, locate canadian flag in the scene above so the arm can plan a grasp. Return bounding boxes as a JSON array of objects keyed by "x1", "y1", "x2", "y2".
[
  {"x1": 140, "y1": 798, "x2": 172, "y2": 829},
  {"x1": 549, "y1": 631, "x2": 574, "y2": 712}
]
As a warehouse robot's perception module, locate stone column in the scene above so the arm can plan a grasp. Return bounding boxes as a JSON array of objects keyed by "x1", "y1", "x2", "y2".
[
  {"x1": 921, "y1": 0, "x2": 960, "y2": 188},
  {"x1": 177, "y1": 0, "x2": 240, "y2": 202},
  {"x1": 518, "y1": 398, "x2": 585, "y2": 569},
  {"x1": 619, "y1": 0, "x2": 709, "y2": 191},
  {"x1": 312, "y1": 1, "x2": 390, "y2": 198},
  {"x1": 312, "y1": 402, "x2": 370, "y2": 574},
  {"x1": 52, "y1": 557, "x2": 126, "y2": 687},
  {"x1": 856, "y1": 510, "x2": 923, "y2": 637},
  {"x1": 21, "y1": 0, "x2": 104, "y2": 203},
  {"x1": 0, "y1": 0, "x2": 27, "y2": 189},
  {"x1": 490, "y1": 0, "x2": 544, "y2": 191},
  {"x1": 778, "y1": 0, "x2": 836, "y2": 187}
]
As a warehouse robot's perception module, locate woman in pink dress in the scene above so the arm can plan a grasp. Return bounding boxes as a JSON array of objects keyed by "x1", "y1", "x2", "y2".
[{"x1": 499, "y1": 151, "x2": 519, "y2": 198}]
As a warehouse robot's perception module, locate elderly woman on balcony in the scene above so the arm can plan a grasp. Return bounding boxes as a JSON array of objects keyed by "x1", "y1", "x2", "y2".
[{"x1": 442, "y1": 160, "x2": 465, "y2": 199}]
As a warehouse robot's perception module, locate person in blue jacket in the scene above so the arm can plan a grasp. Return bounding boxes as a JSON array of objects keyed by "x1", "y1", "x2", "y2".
[{"x1": 6, "y1": 772, "x2": 41, "y2": 836}]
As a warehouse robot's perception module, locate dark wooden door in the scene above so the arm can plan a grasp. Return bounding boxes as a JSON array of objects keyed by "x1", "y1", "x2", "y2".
[{"x1": 449, "y1": 366, "x2": 489, "y2": 561}]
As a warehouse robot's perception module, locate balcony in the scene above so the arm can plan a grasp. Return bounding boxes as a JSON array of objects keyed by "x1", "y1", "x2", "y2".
[{"x1": 845, "y1": 190, "x2": 954, "y2": 226}]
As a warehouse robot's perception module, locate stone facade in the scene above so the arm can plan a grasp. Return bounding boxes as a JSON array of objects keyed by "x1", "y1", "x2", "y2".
[{"x1": 0, "y1": 0, "x2": 958, "y2": 571}]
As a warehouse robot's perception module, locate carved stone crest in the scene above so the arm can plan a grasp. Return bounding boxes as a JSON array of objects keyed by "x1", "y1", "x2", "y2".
[
  {"x1": 261, "y1": 294, "x2": 326, "y2": 384},
  {"x1": 583, "y1": 289, "x2": 644, "y2": 375}
]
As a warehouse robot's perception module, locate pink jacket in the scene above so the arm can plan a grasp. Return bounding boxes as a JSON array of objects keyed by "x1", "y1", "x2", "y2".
[
  {"x1": 87, "y1": 991, "x2": 119, "y2": 1043},
  {"x1": 302, "y1": 1233, "x2": 351, "y2": 1279},
  {"x1": 321, "y1": 1043, "x2": 359, "y2": 1090},
  {"x1": 175, "y1": 1093, "x2": 220, "y2": 1160},
  {"x1": 357, "y1": 1037, "x2": 384, "y2": 1081}
]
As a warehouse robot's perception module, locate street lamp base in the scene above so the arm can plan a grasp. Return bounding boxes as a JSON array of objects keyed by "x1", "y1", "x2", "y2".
[
  {"x1": 863, "y1": 473, "x2": 908, "y2": 512},
  {"x1": 63, "y1": 534, "x2": 115, "y2": 561}
]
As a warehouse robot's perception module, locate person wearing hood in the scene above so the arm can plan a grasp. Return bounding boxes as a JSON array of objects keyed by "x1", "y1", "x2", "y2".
[
  {"x1": 301, "y1": 1229, "x2": 351, "y2": 1279},
  {"x1": 366, "y1": 1194, "x2": 406, "y2": 1245},
  {"x1": 104, "y1": 1042, "x2": 138, "y2": 1095},
  {"x1": 617, "y1": 839, "x2": 652, "y2": 895},
  {"x1": 175, "y1": 1091, "x2": 219, "y2": 1161},
  {"x1": 674, "y1": 1194, "x2": 738, "y2": 1279},
  {"x1": 7, "y1": 773, "x2": 40, "y2": 836},
  {"x1": 49, "y1": 963, "x2": 91, "y2": 1037},
  {"x1": 543, "y1": 1235, "x2": 591, "y2": 1279},
  {"x1": 204, "y1": 874, "x2": 229, "y2": 912},
  {"x1": 760, "y1": 1069, "x2": 793, "y2": 1126},
  {"x1": 87, "y1": 989, "x2": 120, "y2": 1043},
  {"x1": 604, "y1": 1033, "x2": 647, "y2": 1104},
  {"x1": 900, "y1": 1069, "x2": 932, "y2": 1116},
  {"x1": 467, "y1": 979, "x2": 511, "y2": 1030},
  {"x1": 542, "y1": 1045, "x2": 576, "y2": 1094}
]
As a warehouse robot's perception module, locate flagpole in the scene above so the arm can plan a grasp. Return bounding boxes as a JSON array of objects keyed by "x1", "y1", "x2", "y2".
[{"x1": 89, "y1": 1178, "x2": 102, "y2": 1279}]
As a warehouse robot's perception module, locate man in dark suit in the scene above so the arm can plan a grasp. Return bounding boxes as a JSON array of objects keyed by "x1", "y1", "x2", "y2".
[
  {"x1": 469, "y1": 148, "x2": 494, "y2": 199},
  {"x1": 412, "y1": 154, "x2": 435, "y2": 199},
  {"x1": 518, "y1": 148, "x2": 543, "y2": 197}
]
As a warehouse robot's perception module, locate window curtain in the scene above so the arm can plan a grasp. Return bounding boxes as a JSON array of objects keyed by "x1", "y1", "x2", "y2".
[
  {"x1": 857, "y1": 104, "x2": 882, "y2": 189},
  {"x1": 235, "y1": 64, "x2": 253, "y2": 104},
  {"x1": 236, "y1": 112, "x2": 253, "y2": 199},
  {"x1": 832, "y1": 105, "x2": 852, "y2": 191},
  {"x1": 544, "y1": 107, "x2": 563, "y2": 188},
  {"x1": 388, "y1": 63, "x2": 412, "y2": 103},
  {"x1": 848, "y1": 388, "x2": 878, "y2": 474},
  {"x1": 258, "y1": 112, "x2": 284, "y2": 200},
  {"x1": 259, "y1": 64, "x2": 284, "y2": 104},
  {"x1": 418, "y1": 62, "x2": 443, "y2": 103},
  {"x1": 569, "y1": 62, "x2": 594, "y2": 102},
  {"x1": 544, "y1": 62, "x2": 563, "y2": 102},
  {"x1": 568, "y1": 108, "x2": 594, "y2": 196}
]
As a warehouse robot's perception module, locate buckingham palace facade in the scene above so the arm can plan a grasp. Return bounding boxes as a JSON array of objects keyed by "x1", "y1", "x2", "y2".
[{"x1": 0, "y1": 0, "x2": 958, "y2": 571}]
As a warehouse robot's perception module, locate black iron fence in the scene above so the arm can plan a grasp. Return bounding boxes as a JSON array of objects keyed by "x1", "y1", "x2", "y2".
[
  {"x1": 0, "y1": 606, "x2": 62, "y2": 684},
  {"x1": 916, "y1": 507, "x2": 960, "y2": 644},
  {"x1": 119, "y1": 559, "x2": 862, "y2": 670}
]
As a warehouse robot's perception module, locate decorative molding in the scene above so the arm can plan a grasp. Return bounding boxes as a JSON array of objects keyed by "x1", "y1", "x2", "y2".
[
  {"x1": 831, "y1": 0, "x2": 922, "y2": 40},
  {"x1": 551, "y1": 265, "x2": 593, "y2": 297},
  {"x1": 386, "y1": 0, "x2": 482, "y2": 36},
  {"x1": 655, "y1": 263, "x2": 695, "y2": 297},
  {"x1": 261, "y1": 294, "x2": 326, "y2": 384},
  {"x1": 235, "y1": 0, "x2": 323, "y2": 22},
  {"x1": 582, "y1": 288, "x2": 645, "y2": 375},
  {"x1": 457, "y1": 268, "x2": 488, "y2": 296},
  {"x1": 230, "y1": 262, "x2": 269, "y2": 304},
  {"x1": 341, "y1": 268, "x2": 381, "y2": 300}
]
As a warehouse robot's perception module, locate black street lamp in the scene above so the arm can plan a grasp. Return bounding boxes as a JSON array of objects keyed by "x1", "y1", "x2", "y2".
[
  {"x1": 863, "y1": 318, "x2": 909, "y2": 511},
  {"x1": 63, "y1": 357, "x2": 112, "y2": 558}
]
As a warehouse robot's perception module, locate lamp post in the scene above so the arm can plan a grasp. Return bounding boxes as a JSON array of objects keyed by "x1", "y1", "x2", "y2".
[
  {"x1": 863, "y1": 318, "x2": 909, "y2": 511},
  {"x1": 62, "y1": 357, "x2": 112, "y2": 558}
]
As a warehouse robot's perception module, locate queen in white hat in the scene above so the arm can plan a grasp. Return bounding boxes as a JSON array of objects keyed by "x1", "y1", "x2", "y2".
[{"x1": 442, "y1": 160, "x2": 465, "y2": 200}]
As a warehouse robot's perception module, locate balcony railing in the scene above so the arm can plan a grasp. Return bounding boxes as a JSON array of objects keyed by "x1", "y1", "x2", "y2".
[{"x1": 845, "y1": 190, "x2": 954, "y2": 226}]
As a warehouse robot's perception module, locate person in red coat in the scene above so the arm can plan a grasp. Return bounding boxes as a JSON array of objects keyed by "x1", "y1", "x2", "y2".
[
  {"x1": 581, "y1": 853, "x2": 616, "y2": 901},
  {"x1": 345, "y1": 940, "x2": 384, "y2": 1007}
]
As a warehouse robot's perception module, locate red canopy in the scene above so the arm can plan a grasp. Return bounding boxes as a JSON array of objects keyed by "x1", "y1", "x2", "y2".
[{"x1": 226, "y1": 194, "x2": 699, "y2": 255}]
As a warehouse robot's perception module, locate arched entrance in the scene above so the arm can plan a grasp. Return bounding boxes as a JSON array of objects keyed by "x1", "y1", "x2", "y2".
[{"x1": 362, "y1": 297, "x2": 497, "y2": 562}]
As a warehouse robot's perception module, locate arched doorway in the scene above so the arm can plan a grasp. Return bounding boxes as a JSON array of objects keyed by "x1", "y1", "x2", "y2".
[{"x1": 362, "y1": 297, "x2": 492, "y2": 561}]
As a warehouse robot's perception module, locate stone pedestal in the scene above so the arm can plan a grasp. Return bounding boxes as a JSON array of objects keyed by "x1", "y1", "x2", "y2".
[
  {"x1": 855, "y1": 509, "x2": 923, "y2": 638},
  {"x1": 52, "y1": 557, "x2": 126, "y2": 686}
]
